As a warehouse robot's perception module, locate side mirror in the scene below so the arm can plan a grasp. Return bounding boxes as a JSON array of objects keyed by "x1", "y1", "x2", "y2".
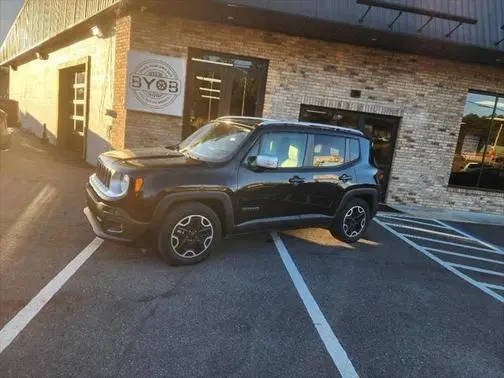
[{"x1": 255, "y1": 155, "x2": 278, "y2": 169}]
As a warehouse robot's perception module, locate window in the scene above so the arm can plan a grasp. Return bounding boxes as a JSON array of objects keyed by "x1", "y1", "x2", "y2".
[
  {"x1": 179, "y1": 121, "x2": 252, "y2": 162},
  {"x1": 349, "y1": 138, "x2": 360, "y2": 162},
  {"x1": 256, "y1": 132, "x2": 308, "y2": 168},
  {"x1": 184, "y1": 49, "x2": 268, "y2": 137},
  {"x1": 449, "y1": 92, "x2": 504, "y2": 191},
  {"x1": 311, "y1": 134, "x2": 346, "y2": 167}
]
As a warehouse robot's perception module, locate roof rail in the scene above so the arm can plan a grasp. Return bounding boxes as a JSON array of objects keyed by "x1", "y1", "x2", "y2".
[{"x1": 262, "y1": 120, "x2": 364, "y2": 136}]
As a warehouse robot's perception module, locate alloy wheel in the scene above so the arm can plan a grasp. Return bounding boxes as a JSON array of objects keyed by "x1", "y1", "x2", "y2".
[
  {"x1": 171, "y1": 215, "x2": 214, "y2": 258},
  {"x1": 343, "y1": 205, "x2": 366, "y2": 238}
]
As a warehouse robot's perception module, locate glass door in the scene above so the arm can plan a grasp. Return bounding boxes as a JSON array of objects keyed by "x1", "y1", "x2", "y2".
[
  {"x1": 183, "y1": 49, "x2": 268, "y2": 138},
  {"x1": 186, "y1": 67, "x2": 225, "y2": 135},
  {"x1": 361, "y1": 115, "x2": 399, "y2": 199}
]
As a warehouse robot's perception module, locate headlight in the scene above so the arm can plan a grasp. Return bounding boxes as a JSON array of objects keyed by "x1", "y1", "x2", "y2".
[
  {"x1": 120, "y1": 174, "x2": 130, "y2": 193},
  {"x1": 109, "y1": 171, "x2": 130, "y2": 196}
]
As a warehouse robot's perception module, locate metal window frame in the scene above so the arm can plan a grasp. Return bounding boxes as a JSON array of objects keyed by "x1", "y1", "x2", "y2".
[{"x1": 449, "y1": 89, "x2": 504, "y2": 192}]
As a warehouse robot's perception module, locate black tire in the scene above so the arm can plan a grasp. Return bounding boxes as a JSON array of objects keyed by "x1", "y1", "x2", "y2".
[
  {"x1": 157, "y1": 202, "x2": 221, "y2": 265},
  {"x1": 330, "y1": 198, "x2": 370, "y2": 243}
]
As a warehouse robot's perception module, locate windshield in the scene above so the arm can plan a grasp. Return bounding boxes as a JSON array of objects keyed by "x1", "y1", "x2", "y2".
[{"x1": 178, "y1": 121, "x2": 252, "y2": 162}]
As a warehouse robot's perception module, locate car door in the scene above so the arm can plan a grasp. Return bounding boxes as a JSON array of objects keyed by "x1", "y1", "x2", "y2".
[
  {"x1": 235, "y1": 131, "x2": 311, "y2": 227},
  {"x1": 296, "y1": 133, "x2": 359, "y2": 219}
]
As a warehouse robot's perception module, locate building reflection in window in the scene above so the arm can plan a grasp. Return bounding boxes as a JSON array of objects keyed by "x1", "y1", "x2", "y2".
[{"x1": 449, "y1": 92, "x2": 504, "y2": 191}]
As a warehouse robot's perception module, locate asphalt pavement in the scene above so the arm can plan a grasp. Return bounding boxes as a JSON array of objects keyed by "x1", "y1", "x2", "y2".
[{"x1": 0, "y1": 130, "x2": 503, "y2": 377}]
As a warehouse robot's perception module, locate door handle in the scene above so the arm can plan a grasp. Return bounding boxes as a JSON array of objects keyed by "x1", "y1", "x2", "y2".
[
  {"x1": 339, "y1": 174, "x2": 352, "y2": 183},
  {"x1": 289, "y1": 176, "x2": 305, "y2": 185}
]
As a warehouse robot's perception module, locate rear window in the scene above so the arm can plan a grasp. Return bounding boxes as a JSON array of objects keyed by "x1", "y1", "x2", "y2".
[
  {"x1": 311, "y1": 134, "x2": 346, "y2": 167},
  {"x1": 349, "y1": 138, "x2": 360, "y2": 162}
]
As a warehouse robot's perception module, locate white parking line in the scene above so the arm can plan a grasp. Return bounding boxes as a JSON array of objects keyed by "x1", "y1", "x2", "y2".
[
  {"x1": 0, "y1": 237, "x2": 103, "y2": 354},
  {"x1": 401, "y1": 234, "x2": 501, "y2": 254},
  {"x1": 374, "y1": 218, "x2": 504, "y2": 303},
  {"x1": 482, "y1": 283, "x2": 504, "y2": 291},
  {"x1": 425, "y1": 247, "x2": 504, "y2": 266},
  {"x1": 376, "y1": 212, "x2": 445, "y2": 223},
  {"x1": 434, "y1": 220, "x2": 503, "y2": 253},
  {"x1": 447, "y1": 263, "x2": 504, "y2": 277},
  {"x1": 377, "y1": 213, "x2": 450, "y2": 229},
  {"x1": 382, "y1": 222, "x2": 471, "y2": 241},
  {"x1": 271, "y1": 232, "x2": 359, "y2": 378}
]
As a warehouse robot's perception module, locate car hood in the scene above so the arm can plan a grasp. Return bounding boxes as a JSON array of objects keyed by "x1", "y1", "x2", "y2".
[{"x1": 102, "y1": 147, "x2": 205, "y2": 168}]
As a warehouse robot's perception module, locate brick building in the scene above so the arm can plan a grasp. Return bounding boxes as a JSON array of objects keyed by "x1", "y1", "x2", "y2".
[
  {"x1": 1, "y1": 0, "x2": 503, "y2": 214},
  {"x1": 0, "y1": 67, "x2": 8, "y2": 98}
]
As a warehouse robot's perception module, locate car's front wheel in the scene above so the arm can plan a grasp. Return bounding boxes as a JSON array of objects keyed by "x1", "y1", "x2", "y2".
[
  {"x1": 330, "y1": 198, "x2": 370, "y2": 243},
  {"x1": 157, "y1": 203, "x2": 221, "y2": 265}
]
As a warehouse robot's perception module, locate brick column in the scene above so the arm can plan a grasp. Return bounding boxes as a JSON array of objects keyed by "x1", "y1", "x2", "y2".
[{"x1": 110, "y1": 13, "x2": 132, "y2": 150}]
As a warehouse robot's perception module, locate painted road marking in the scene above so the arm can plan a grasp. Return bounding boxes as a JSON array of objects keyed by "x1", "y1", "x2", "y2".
[
  {"x1": 434, "y1": 220, "x2": 503, "y2": 253},
  {"x1": 380, "y1": 222, "x2": 471, "y2": 241},
  {"x1": 377, "y1": 214, "x2": 450, "y2": 229},
  {"x1": 375, "y1": 217, "x2": 504, "y2": 303},
  {"x1": 376, "y1": 212, "x2": 447, "y2": 223},
  {"x1": 483, "y1": 283, "x2": 504, "y2": 291},
  {"x1": 447, "y1": 263, "x2": 504, "y2": 277},
  {"x1": 401, "y1": 234, "x2": 501, "y2": 254},
  {"x1": 271, "y1": 232, "x2": 359, "y2": 378},
  {"x1": 0, "y1": 237, "x2": 104, "y2": 354},
  {"x1": 425, "y1": 247, "x2": 504, "y2": 266}
]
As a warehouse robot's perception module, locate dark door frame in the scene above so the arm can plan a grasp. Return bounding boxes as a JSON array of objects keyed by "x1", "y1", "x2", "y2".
[
  {"x1": 182, "y1": 48, "x2": 269, "y2": 138},
  {"x1": 57, "y1": 56, "x2": 90, "y2": 160},
  {"x1": 298, "y1": 104, "x2": 401, "y2": 201}
]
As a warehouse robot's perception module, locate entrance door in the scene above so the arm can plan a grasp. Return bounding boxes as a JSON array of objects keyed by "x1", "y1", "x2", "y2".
[
  {"x1": 58, "y1": 64, "x2": 88, "y2": 158},
  {"x1": 183, "y1": 49, "x2": 268, "y2": 138},
  {"x1": 299, "y1": 105, "x2": 400, "y2": 201}
]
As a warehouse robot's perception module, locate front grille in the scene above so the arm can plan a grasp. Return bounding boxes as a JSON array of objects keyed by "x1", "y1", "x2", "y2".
[{"x1": 96, "y1": 159, "x2": 111, "y2": 188}]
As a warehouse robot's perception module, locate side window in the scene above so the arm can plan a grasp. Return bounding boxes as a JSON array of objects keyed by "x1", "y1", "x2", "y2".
[
  {"x1": 349, "y1": 138, "x2": 360, "y2": 162},
  {"x1": 255, "y1": 132, "x2": 308, "y2": 168},
  {"x1": 311, "y1": 134, "x2": 346, "y2": 167}
]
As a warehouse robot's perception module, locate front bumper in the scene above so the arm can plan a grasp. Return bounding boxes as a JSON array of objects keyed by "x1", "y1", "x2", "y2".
[{"x1": 84, "y1": 183, "x2": 149, "y2": 243}]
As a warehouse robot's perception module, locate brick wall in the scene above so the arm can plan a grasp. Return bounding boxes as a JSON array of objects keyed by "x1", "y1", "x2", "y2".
[
  {"x1": 111, "y1": 14, "x2": 130, "y2": 150},
  {"x1": 0, "y1": 68, "x2": 8, "y2": 99},
  {"x1": 119, "y1": 11, "x2": 504, "y2": 214},
  {"x1": 9, "y1": 29, "x2": 115, "y2": 165}
]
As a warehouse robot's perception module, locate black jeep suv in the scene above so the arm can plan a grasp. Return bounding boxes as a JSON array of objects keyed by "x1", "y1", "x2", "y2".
[{"x1": 84, "y1": 117, "x2": 380, "y2": 265}]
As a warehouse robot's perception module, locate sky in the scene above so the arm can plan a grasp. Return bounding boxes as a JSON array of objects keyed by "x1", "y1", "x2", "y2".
[{"x1": 0, "y1": 0, "x2": 24, "y2": 45}]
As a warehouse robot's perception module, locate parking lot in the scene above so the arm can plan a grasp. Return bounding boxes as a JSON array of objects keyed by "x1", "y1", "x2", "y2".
[{"x1": 1, "y1": 131, "x2": 503, "y2": 377}]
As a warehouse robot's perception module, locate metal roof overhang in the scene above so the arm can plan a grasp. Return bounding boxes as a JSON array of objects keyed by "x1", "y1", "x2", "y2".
[
  {"x1": 3, "y1": 0, "x2": 503, "y2": 67},
  {"x1": 148, "y1": 0, "x2": 504, "y2": 67}
]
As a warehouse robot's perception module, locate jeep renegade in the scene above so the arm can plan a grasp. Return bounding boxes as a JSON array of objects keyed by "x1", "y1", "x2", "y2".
[{"x1": 84, "y1": 116, "x2": 381, "y2": 265}]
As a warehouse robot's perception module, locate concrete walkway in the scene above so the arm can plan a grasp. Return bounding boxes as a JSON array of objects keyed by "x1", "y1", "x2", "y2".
[{"x1": 379, "y1": 204, "x2": 504, "y2": 226}]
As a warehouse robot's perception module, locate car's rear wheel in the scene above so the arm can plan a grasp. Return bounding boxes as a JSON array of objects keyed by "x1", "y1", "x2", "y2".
[
  {"x1": 330, "y1": 198, "x2": 370, "y2": 243},
  {"x1": 158, "y1": 203, "x2": 221, "y2": 265}
]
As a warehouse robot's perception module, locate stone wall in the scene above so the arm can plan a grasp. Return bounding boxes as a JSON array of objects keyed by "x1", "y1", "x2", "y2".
[{"x1": 9, "y1": 29, "x2": 115, "y2": 164}]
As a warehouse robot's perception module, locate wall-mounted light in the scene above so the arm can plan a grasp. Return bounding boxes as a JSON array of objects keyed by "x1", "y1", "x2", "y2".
[
  {"x1": 91, "y1": 25, "x2": 105, "y2": 38},
  {"x1": 36, "y1": 51, "x2": 48, "y2": 60}
]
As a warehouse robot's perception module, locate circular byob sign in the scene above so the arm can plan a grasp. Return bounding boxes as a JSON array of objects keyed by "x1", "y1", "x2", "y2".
[{"x1": 128, "y1": 55, "x2": 183, "y2": 113}]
